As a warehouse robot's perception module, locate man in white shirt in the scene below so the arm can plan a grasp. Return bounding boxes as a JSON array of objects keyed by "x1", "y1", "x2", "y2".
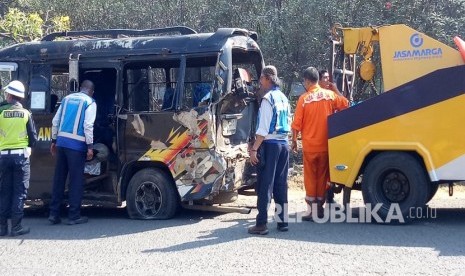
[{"x1": 248, "y1": 66, "x2": 291, "y2": 235}]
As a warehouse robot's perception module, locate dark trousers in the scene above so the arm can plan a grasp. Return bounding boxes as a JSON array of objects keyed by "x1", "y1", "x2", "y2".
[
  {"x1": 49, "y1": 147, "x2": 86, "y2": 220},
  {"x1": 327, "y1": 183, "x2": 335, "y2": 202},
  {"x1": 0, "y1": 154, "x2": 30, "y2": 221},
  {"x1": 256, "y1": 141, "x2": 289, "y2": 226}
]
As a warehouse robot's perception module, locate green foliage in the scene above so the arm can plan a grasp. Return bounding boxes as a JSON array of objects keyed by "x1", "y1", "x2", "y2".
[
  {"x1": 4, "y1": 0, "x2": 465, "y2": 93},
  {"x1": 0, "y1": 8, "x2": 43, "y2": 42},
  {"x1": 0, "y1": 7, "x2": 70, "y2": 44}
]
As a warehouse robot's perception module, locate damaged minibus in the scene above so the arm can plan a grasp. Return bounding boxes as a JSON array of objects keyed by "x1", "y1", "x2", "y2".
[{"x1": 0, "y1": 26, "x2": 262, "y2": 219}]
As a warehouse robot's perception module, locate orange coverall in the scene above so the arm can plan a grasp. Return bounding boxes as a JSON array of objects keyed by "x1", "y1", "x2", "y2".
[{"x1": 291, "y1": 84, "x2": 349, "y2": 198}]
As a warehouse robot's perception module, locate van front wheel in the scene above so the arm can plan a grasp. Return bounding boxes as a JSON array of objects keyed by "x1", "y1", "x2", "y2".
[{"x1": 126, "y1": 168, "x2": 178, "y2": 219}]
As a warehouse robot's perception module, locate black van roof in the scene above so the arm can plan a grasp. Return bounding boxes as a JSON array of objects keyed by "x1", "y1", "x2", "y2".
[{"x1": 0, "y1": 26, "x2": 259, "y2": 62}]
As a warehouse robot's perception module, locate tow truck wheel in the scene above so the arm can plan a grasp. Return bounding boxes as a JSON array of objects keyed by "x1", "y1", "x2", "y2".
[
  {"x1": 126, "y1": 168, "x2": 178, "y2": 219},
  {"x1": 362, "y1": 152, "x2": 429, "y2": 223},
  {"x1": 426, "y1": 183, "x2": 439, "y2": 203}
]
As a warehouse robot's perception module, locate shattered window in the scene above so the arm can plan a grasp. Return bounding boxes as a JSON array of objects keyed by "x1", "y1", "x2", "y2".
[
  {"x1": 233, "y1": 63, "x2": 259, "y2": 91},
  {"x1": 126, "y1": 67, "x2": 176, "y2": 112},
  {"x1": 125, "y1": 58, "x2": 216, "y2": 112},
  {"x1": 51, "y1": 74, "x2": 68, "y2": 100},
  {"x1": 125, "y1": 59, "x2": 183, "y2": 112},
  {"x1": 231, "y1": 49, "x2": 262, "y2": 94},
  {"x1": 181, "y1": 66, "x2": 215, "y2": 108},
  {"x1": 50, "y1": 73, "x2": 68, "y2": 113},
  {"x1": 148, "y1": 67, "x2": 168, "y2": 111},
  {"x1": 126, "y1": 68, "x2": 150, "y2": 112}
]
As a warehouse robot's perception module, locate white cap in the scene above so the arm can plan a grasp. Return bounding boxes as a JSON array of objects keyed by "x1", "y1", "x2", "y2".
[{"x1": 4, "y1": 80, "x2": 25, "y2": 98}]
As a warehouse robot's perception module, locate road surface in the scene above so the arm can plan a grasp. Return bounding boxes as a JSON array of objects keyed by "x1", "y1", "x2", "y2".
[{"x1": 0, "y1": 187, "x2": 464, "y2": 275}]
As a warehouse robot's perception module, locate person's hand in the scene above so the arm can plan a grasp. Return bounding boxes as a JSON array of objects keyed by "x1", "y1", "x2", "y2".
[
  {"x1": 249, "y1": 150, "x2": 259, "y2": 166},
  {"x1": 328, "y1": 82, "x2": 338, "y2": 91},
  {"x1": 86, "y1": 149, "x2": 93, "y2": 161},
  {"x1": 50, "y1": 143, "x2": 56, "y2": 156},
  {"x1": 291, "y1": 140, "x2": 298, "y2": 154}
]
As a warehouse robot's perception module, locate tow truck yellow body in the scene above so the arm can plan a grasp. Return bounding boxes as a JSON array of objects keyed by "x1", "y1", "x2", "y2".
[{"x1": 328, "y1": 24, "x2": 465, "y2": 220}]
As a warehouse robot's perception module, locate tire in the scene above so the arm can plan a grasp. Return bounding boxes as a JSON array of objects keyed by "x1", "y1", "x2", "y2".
[
  {"x1": 426, "y1": 183, "x2": 439, "y2": 203},
  {"x1": 126, "y1": 168, "x2": 178, "y2": 219},
  {"x1": 362, "y1": 152, "x2": 429, "y2": 223}
]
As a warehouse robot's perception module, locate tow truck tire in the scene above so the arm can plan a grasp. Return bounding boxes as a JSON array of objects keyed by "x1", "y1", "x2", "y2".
[
  {"x1": 426, "y1": 183, "x2": 439, "y2": 203},
  {"x1": 126, "y1": 168, "x2": 178, "y2": 220},
  {"x1": 362, "y1": 152, "x2": 429, "y2": 223}
]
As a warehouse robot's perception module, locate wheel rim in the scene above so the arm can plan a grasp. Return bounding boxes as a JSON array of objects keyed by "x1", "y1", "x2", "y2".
[
  {"x1": 135, "y1": 181, "x2": 162, "y2": 217},
  {"x1": 380, "y1": 169, "x2": 410, "y2": 202}
]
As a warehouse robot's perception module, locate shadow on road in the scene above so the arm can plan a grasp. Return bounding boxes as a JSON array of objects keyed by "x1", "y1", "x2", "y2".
[
  {"x1": 12, "y1": 204, "x2": 465, "y2": 257},
  {"x1": 17, "y1": 206, "x2": 224, "y2": 241},
  {"x1": 142, "y1": 207, "x2": 465, "y2": 257}
]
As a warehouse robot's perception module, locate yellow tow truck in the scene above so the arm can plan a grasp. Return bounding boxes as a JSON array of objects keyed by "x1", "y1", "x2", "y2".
[{"x1": 328, "y1": 24, "x2": 465, "y2": 221}]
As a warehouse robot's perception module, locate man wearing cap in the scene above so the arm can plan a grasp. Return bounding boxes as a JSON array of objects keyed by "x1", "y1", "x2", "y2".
[
  {"x1": 49, "y1": 80, "x2": 96, "y2": 225},
  {"x1": 248, "y1": 65, "x2": 291, "y2": 235},
  {"x1": 0, "y1": 80, "x2": 37, "y2": 236}
]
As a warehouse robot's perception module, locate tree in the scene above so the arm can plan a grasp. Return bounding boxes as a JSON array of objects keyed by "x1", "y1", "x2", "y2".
[
  {"x1": 7, "y1": 0, "x2": 465, "y2": 93},
  {"x1": 0, "y1": 7, "x2": 70, "y2": 45}
]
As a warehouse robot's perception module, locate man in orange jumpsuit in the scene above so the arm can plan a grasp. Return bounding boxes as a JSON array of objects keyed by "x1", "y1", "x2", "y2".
[{"x1": 291, "y1": 67, "x2": 348, "y2": 220}]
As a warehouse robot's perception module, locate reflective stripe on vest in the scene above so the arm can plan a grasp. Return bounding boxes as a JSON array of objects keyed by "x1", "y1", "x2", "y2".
[{"x1": 57, "y1": 93, "x2": 92, "y2": 142}]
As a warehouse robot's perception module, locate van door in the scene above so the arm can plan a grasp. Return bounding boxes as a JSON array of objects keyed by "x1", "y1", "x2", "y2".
[{"x1": 28, "y1": 64, "x2": 55, "y2": 200}]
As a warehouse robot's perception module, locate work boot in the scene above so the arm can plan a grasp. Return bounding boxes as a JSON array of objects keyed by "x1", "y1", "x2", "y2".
[
  {"x1": 10, "y1": 219, "x2": 30, "y2": 237},
  {"x1": 302, "y1": 198, "x2": 316, "y2": 221},
  {"x1": 0, "y1": 218, "x2": 8, "y2": 236},
  {"x1": 48, "y1": 215, "x2": 62, "y2": 225},
  {"x1": 248, "y1": 224, "x2": 268, "y2": 235}
]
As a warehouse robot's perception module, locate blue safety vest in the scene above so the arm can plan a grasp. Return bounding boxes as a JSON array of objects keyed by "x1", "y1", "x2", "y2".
[
  {"x1": 56, "y1": 92, "x2": 94, "y2": 152},
  {"x1": 261, "y1": 87, "x2": 291, "y2": 135}
]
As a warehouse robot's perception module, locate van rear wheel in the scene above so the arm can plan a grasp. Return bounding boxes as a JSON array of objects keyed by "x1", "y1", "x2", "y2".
[
  {"x1": 362, "y1": 152, "x2": 429, "y2": 223},
  {"x1": 126, "y1": 168, "x2": 178, "y2": 219}
]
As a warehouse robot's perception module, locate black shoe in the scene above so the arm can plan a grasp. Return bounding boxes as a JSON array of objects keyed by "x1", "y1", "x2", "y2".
[
  {"x1": 277, "y1": 224, "x2": 289, "y2": 232},
  {"x1": 48, "y1": 216, "x2": 62, "y2": 225},
  {"x1": 10, "y1": 226, "x2": 30, "y2": 236},
  {"x1": 67, "y1": 216, "x2": 88, "y2": 225},
  {"x1": 10, "y1": 219, "x2": 29, "y2": 236}
]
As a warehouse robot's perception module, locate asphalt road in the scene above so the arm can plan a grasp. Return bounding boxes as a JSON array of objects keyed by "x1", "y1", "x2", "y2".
[{"x1": 1, "y1": 188, "x2": 465, "y2": 275}]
